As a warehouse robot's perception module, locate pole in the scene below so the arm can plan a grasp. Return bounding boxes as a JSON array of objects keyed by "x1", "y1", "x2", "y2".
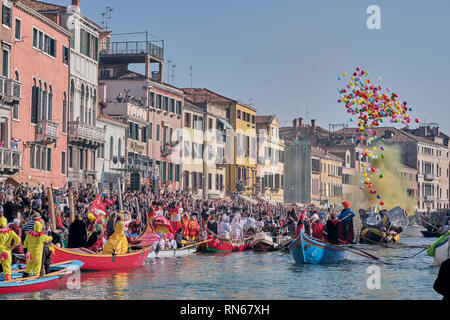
[
  {"x1": 135, "y1": 197, "x2": 141, "y2": 221},
  {"x1": 48, "y1": 187, "x2": 56, "y2": 233},
  {"x1": 68, "y1": 191, "x2": 75, "y2": 222},
  {"x1": 117, "y1": 177, "x2": 123, "y2": 211}
]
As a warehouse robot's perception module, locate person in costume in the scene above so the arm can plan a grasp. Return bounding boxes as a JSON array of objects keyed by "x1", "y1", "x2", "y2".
[
  {"x1": 338, "y1": 201, "x2": 355, "y2": 244},
  {"x1": 188, "y1": 213, "x2": 200, "y2": 241},
  {"x1": 23, "y1": 220, "x2": 52, "y2": 277},
  {"x1": 87, "y1": 224, "x2": 105, "y2": 253},
  {"x1": 230, "y1": 213, "x2": 243, "y2": 240},
  {"x1": 68, "y1": 214, "x2": 87, "y2": 248},
  {"x1": 106, "y1": 211, "x2": 118, "y2": 239},
  {"x1": 86, "y1": 213, "x2": 97, "y2": 239},
  {"x1": 218, "y1": 214, "x2": 231, "y2": 239},
  {"x1": 102, "y1": 215, "x2": 129, "y2": 255},
  {"x1": 169, "y1": 202, "x2": 182, "y2": 234},
  {"x1": 325, "y1": 213, "x2": 339, "y2": 245},
  {"x1": 181, "y1": 214, "x2": 190, "y2": 239},
  {"x1": 311, "y1": 213, "x2": 325, "y2": 241},
  {"x1": 0, "y1": 215, "x2": 21, "y2": 281}
]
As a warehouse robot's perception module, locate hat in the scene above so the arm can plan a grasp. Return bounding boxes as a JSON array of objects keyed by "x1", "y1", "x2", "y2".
[
  {"x1": 311, "y1": 214, "x2": 319, "y2": 221},
  {"x1": 34, "y1": 221, "x2": 43, "y2": 233},
  {"x1": 342, "y1": 201, "x2": 351, "y2": 209},
  {"x1": 0, "y1": 216, "x2": 7, "y2": 228}
]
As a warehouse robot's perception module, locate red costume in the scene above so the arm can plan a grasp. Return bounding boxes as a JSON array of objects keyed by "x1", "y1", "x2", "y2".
[
  {"x1": 188, "y1": 219, "x2": 200, "y2": 241},
  {"x1": 311, "y1": 221, "x2": 325, "y2": 240}
]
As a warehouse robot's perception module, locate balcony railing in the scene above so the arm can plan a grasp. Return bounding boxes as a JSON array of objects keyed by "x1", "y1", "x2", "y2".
[
  {"x1": 424, "y1": 174, "x2": 435, "y2": 181},
  {"x1": 69, "y1": 121, "x2": 105, "y2": 144},
  {"x1": 5, "y1": 79, "x2": 21, "y2": 101},
  {"x1": 425, "y1": 195, "x2": 435, "y2": 202},
  {"x1": 0, "y1": 147, "x2": 22, "y2": 171},
  {"x1": 101, "y1": 41, "x2": 164, "y2": 60},
  {"x1": 35, "y1": 120, "x2": 58, "y2": 144}
]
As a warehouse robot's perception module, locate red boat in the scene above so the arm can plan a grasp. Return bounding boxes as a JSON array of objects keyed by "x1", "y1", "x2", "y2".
[
  {"x1": 51, "y1": 246, "x2": 151, "y2": 271},
  {"x1": 199, "y1": 231, "x2": 253, "y2": 253}
]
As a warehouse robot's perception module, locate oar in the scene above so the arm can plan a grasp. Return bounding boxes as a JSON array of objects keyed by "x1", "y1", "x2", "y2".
[
  {"x1": 181, "y1": 239, "x2": 212, "y2": 250},
  {"x1": 358, "y1": 234, "x2": 390, "y2": 248},
  {"x1": 420, "y1": 218, "x2": 441, "y2": 231},
  {"x1": 344, "y1": 247, "x2": 393, "y2": 265}
]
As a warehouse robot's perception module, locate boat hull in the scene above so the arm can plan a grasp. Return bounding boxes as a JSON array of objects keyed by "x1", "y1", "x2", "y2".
[
  {"x1": 0, "y1": 260, "x2": 84, "y2": 295},
  {"x1": 199, "y1": 234, "x2": 252, "y2": 253},
  {"x1": 147, "y1": 246, "x2": 197, "y2": 259},
  {"x1": 51, "y1": 246, "x2": 151, "y2": 271},
  {"x1": 434, "y1": 237, "x2": 449, "y2": 266},
  {"x1": 290, "y1": 231, "x2": 347, "y2": 264},
  {"x1": 421, "y1": 230, "x2": 442, "y2": 238}
]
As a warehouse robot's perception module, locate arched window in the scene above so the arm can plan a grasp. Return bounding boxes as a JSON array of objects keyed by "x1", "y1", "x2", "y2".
[
  {"x1": 69, "y1": 80, "x2": 75, "y2": 121},
  {"x1": 85, "y1": 87, "x2": 90, "y2": 124},
  {"x1": 118, "y1": 138, "x2": 121, "y2": 157},
  {"x1": 48, "y1": 85, "x2": 53, "y2": 120},
  {"x1": 42, "y1": 83, "x2": 47, "y2": 120},
  {"x1": 110, "y1": 136, "x2": 114, "y2": 159},
  {"x1": 80, "y1": 84, "x2": 84, "y2": 122}
]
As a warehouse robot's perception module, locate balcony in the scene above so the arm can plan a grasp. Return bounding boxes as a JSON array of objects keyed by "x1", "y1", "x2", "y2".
[
  {"x1": 69, "y1": 121, "x2": 105, "y2": 145},
  {"x1": 424, "y1": 174, "x2": 435, "y2": 181},
  {"x1": 425, "y1": 195, "x2": 434, "y2": 202},
  {"x1": 100, "y1": 40, "x2": 164, "y2": 64},
  {"x1": 0, "y1": 78, "x2": 21, "y2": 102},
  {"x1": 128, "y1": 139, "x2": 146, "y2": 154},
  {"x1": 0, "y1": 148, "x2": 22, "y2": 172},
  {"x1": 161, "y1": 144, "x2": 173, "y2": 157},
  {"x1": 35, "y1": 120, "x2": 58, "y2": 144}
]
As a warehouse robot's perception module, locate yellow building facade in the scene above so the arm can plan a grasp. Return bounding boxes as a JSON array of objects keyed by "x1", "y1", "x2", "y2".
[{"x1": 256, "y1": 115, "x2": 285, "y2": 203}]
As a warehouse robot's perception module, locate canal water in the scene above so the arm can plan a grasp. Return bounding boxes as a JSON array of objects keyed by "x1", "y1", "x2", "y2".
[{"x1": 1, "y1": 235, "x2": 442, "y2": 300}]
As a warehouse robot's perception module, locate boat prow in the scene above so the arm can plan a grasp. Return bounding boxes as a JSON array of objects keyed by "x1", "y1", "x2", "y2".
[
  {"x1": 0, "y1": 260, "x2": 84, "y2": 295},
  {"x1": 290, "y1": 231, "x2": 347, "y2": 264}
]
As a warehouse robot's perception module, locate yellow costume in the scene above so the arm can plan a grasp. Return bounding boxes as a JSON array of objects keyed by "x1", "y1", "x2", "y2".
[
  {"x1": 23, "y1": 221, "x2": 53, "y2": 276},
  {"x1": 102, "y1": 221, "x2": 128, "y2": 255},
  {"x1": 0, "y1": 216, "x2": 20, "y2": 281}
]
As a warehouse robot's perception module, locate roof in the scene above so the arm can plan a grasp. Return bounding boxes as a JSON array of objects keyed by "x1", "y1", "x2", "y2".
[
  {"x1": 256, "y1": 115, "x2": 276, "y2": 124},
  {"x1": 333, "y1": 126, "x2": 444, "y2": 147},
  {"x1": 104, "y1": 69, "x2": 146, "y2": 81},
  {"x1": 311, "y1": 146, "x2": 342, "y2": 162},
  {"x1": 182, "y1": 88, "x2": 236, "y2": 104},
  {"x1": 97, "y1": 113, "x2": 128, "y2": 127},
  {"x1": 18, "y1": 0, "x2": 66, "y2": 12}
]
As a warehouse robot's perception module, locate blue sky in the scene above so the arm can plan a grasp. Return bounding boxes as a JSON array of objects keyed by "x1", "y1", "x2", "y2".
[{"x1": 53, "y1": 0, "x2": 450, "y2": 132}]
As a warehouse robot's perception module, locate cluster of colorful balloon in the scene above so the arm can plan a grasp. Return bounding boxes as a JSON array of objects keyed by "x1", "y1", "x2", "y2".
[{"x1": 337, "y1": 67, "x2": 417, "y2": 209}]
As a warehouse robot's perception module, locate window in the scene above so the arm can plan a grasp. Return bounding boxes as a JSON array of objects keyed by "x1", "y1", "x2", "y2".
[
  {"x1": 185, "y1": 113, "x2": 191, "y2": 128},
  {"x1": 110, "y1": 137, "x2": 114, "y2": 159},
  {"x1": 118, "y1": 139, "x2": 121, "y2": 157},
  {"x1": 164, "y1": 96, "x2": 169, "y2": 111},
  {"x1": 68, "y1": 146, "x2": 73, "y2": 168},
  {"x1": 169, "y1": 98, "x2": 175, "y2": 113},
  {"x1": 142, "y1": 127, "x2": 147, "y2": 142},
  {"x1": 156, "y1": 94, "x2": 162, "y2": 109},
  {"x1": 62, "y1": 96, "x2": 67, "y2": 133},
  {"x1": 175, "y1": 164, "x2": 180, "y2": 182},
  {"x1": 80, "y1": 29, "x2": 99, "y2": 60},
  {"x1": 168, "y1": 163, "x2": 174, "y2": 181},
  {"x1": 156, "y1": 124, "x2": 160, "y2": 141},
  {"x1": 176, "y1": 101, "x2": 182, "y2": 114},
  {"x1": 2, "y1": 49, "x2": 9, "y2": 77},
  {"x1": 61, "y1": 151, "x2": 66, "y2": 174},
  {"x1": 184, "y1": 141, "x2": 191, "y2": 158},
  {"x1": 2, "y1": 5, "x2": 11, "y2": 28},
  {"x1": 148, "y1": 122, "x2": 153, "y2": 140},
  {"x1": 149, "y1": 91, "x2": 155, "y2": 107},
  {"x1": 63, "y1": 46, "x2": 69, "y2": 65},
  {"x1": 237, "y1": 110, "x2": 241, "y2": 120},
  {"x1": 14, "y1": 18, "x2": 21, "y2": 40}
]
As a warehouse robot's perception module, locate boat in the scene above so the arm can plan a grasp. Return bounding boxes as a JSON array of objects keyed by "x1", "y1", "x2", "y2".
[
  {"x1": 427, "y1": 232, "x2": 450, "y2": 266},
  {"x1": 147, "y1": 245, "x2": 197, "y2": 259},
  {"x1": 420, "y1": 230, "x2": 443, "y2": 238},
  {"x1": 360, "y1": 227, "x2": 400, "y2": 244},
  {"x1": 0, "y1": 260, "x2": 84, "y2": 295},
  {"x1": 252, "y1": 232, "x2": 277, "y2": 252},
  {"x1": 359, "y1": 206, "x2": 408, "y2": 244},
  {"x1": 198, "y1": 230, "x2": 253, "y2": 253},
  {"x1": 51, "y1": 246, "x2": 151, "y2": 271},
  {"x1": 289, "y1": 230, "x2": 347, "y2": 264}
]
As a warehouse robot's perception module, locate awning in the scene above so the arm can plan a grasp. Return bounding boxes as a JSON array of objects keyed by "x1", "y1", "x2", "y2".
[
  {"x1": 218, "y1": 118, "x2": 233, "y2": 130},
  {"x1": 238, "y1": 195, "x2": 258, "y2": 205},
  {"x1": 5, "y1": 174, "x2": 42, "y2": 189}
]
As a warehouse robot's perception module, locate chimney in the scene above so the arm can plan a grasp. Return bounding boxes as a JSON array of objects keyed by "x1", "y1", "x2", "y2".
[
  {"x1": 298, "y1": 117, "x2": 303, "y2": 128},
  {"x1": 72, "y1": 0, "x2": 80, "y2": 9},
  {"x1": 311, "y1": 119, "x2": 316, "y2": 133},
  {"x1": 293, "y1": 119, "x2": 297, "y2": 130}
]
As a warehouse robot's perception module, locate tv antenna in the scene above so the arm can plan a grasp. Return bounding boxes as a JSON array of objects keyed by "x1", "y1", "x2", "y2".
[
  {"x1": 248, "y1": 98, "x2": 253, "y2": 107},
  {"x1": 166, "y1": 59, "x2": 173, "y2": 84},
  {"x1": 188, "y1": 66, "x2": 194, "y2": 88},
  {"x1": 171, "y1": 64, "x2": 176, "y2": 85},
  {"x1": 101, "y1": 7, "x2": 113, "y2": 31}
]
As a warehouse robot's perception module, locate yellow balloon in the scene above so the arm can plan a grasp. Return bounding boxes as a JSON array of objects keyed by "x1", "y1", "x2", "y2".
[{"x1": 372, "y1": 147, "x2": 377, "y2": 151}]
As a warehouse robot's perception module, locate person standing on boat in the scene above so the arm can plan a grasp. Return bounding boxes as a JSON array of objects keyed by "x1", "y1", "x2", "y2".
[
  {"x1": 102, "y1": 215, "x2": 129, "y2": 255},
  {"x1": 68, "y1": 214, "x2": 87, "y2": 248},
  {"x1": 0, "y1": 215, "x2": 21, "y2": 282},
  {"x1": 218, "y1": 214, "x2": 231, "y2": 239},
  {"x1": 169, "y1": 202, "x2": 182, "y2": 234},
  {"x1": 311, "y1": 214, "x2": 325, "y2": 241},
  {"x1": 188, "y1": 213, "x2": 200, "y2": 241},
  {"x1": 325, "y1": 213, "x2": 339, "y2": 245},
  {"x1": 338, "y1": 201, "x2": 355, "y2": 244},
  {"x1": 22, "y1": 220, "x2": 52, "y2": 278},
  {"x1": 286, "y1": 215, "x2": 297, "y2": 238},
  {"x1": 230, "y1": 214, "x2": 243, "y2": 240}
]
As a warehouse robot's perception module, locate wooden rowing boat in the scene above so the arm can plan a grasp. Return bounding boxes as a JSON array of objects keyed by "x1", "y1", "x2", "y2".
[
  {"x1": 198, "y1": 230, "x2": 253, "y2": 253},
  {"x1": 252, "y1": 232, "x2": 277, "y2": 252},
  {"x1": 0, "y1": 260, "x2": 84, "y2": 295},
  {"x1": 51, "y1": 246, "x2": 151, "y2": 271},
  {"x1": 289, "y1": 230, "x2": 347, "y2": 264},
  {"x1": 147, "y1": 245, "x2": 197, "y2": 259}
]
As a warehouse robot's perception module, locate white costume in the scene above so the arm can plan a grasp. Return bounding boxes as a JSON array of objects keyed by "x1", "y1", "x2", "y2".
[
  {"x1": 244, "y1": 217, "x2": 256, "y2": 231},
  {"x1": 218, "y1": 215, "x2": 231, "y2": 238},
  {"x1": 230, "y1": 215, "x2": 244, "y2": 240}
]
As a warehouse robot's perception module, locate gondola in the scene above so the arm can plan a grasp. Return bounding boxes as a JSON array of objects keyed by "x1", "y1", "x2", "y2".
[
  {"x1": 0, "y1": 260, "x2": 84, "y2": 295},
  {"x1": 252, "y1": 232, "x2": 277, "y2": 252},
  {"x1": 198, "y1": 230, "x2": 253, "y2": 253},
  {"x1": 51, "y1": 246, "x2": 151, "y2": 271},
  {"x1": 421, "y1": 230, "x2": 443, "y2": 238},
  {"x1": 289, "y1": 230, "x2": 347, "y2": 264},
  {"x1": 147, "y1": 245, "x2": 197, "y2": 259}
]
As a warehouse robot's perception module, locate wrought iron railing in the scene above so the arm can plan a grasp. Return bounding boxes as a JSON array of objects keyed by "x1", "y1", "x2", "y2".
[{"x1": 100, "y1": 41, "x2": 164, "y2": 60}]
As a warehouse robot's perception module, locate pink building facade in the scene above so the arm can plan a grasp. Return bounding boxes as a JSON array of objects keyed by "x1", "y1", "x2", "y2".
[{"x1": 11, "y1": 1, "x2": 71, "y2": 187}]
